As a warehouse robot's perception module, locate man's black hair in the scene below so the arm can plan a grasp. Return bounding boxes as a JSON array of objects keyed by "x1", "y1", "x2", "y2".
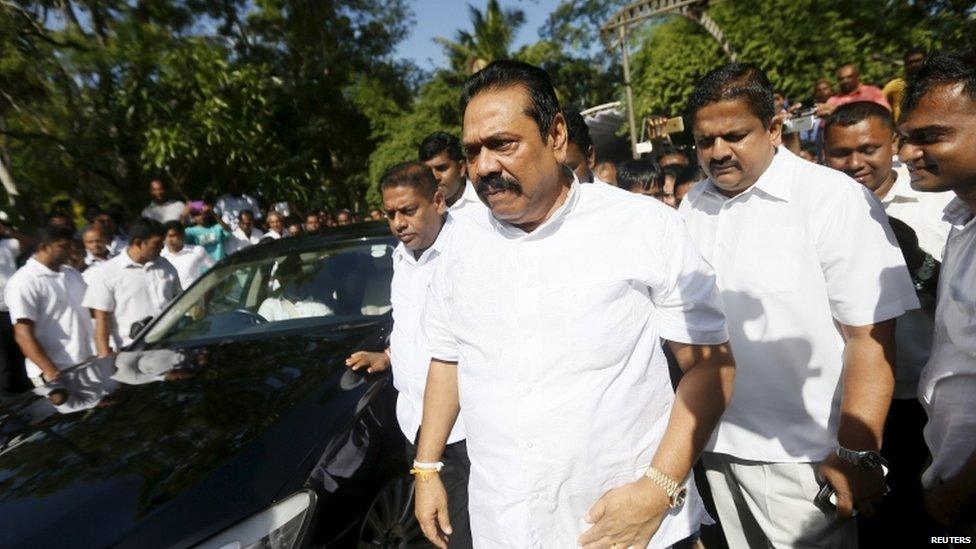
[
  {"x1": 379, "y1": 161, "x2": 439, "y2": 201},
  {"x1": 823, "y1": 101, "x2": 895, "y2": 134},
  {"x1": 564, "y1": 111, "x2": 592, "y2": 152},
  {"x1": 162, "y1": 220, "x2": 185, "y2": 236},
  {"x1": 673, "y1": 165, "x2": 700, "y2": 187},
  {"x1": 128, "y1": 216, "x2": 165, "y2": 243},
  {"x1": 37, "y1": 225, "x2": 75, "y2": 246},
  {"x1": 285, "y1": 216, "x2": 302, "y2": 229},
  {"x1": 419, "y1": 132, "x2": 463, "y2": 162},
  {"x1": 460, "y1": 60, "x2": 561, "y2": 140},
  {"x1": 686, "y1": 63, "x2": 776, "y2": 128},
  {"x1": 616, "y1": 159, "x2": 663, "y2": 191},
  {"x1": 238, "y1": 209, "x2": 254, "y2": 221},
  {"x1": 903, "y1": 50, "x2": 976, "y2": 116}
]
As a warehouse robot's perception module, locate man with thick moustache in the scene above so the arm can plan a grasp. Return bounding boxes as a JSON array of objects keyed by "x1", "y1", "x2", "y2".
[
  {"x1": 412, "y1": 60, "x2": 736, "y2": 549},
  {"x1": 680, "y1": 63, "x2": 919, "y2": 548}
]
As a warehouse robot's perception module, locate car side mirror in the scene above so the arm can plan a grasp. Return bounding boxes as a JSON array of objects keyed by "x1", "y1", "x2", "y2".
[{"x1": 130, "y1": 316, "x2": 154, "y2": 340}]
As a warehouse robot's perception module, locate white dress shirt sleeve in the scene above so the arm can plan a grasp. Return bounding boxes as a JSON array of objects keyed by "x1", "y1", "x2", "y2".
[
  {"x1": 816, "y1": 183, "x2": 919, "y2": 326},
  {"x1": 5, "y1": 274, "x2": 36, "y2": 322},
  {"x1": 422, "y1": 246, "x2": 458, "y2": 363},
  {"x1": 82, "y1": 269, "x2": 116, "y2": 312},
  {"x1": 648, "y1": 213, "x2": 729, "y2": 345}
]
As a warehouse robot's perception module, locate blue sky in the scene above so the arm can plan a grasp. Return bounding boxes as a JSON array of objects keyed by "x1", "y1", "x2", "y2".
[{"x1": 394, "y1": 0, "x2": 563, "y2": 70}]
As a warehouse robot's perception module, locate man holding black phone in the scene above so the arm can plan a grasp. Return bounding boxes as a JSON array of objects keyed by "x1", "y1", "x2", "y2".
[{"x1": 679, "y1": 62, "x2": 919, "y2": 547}]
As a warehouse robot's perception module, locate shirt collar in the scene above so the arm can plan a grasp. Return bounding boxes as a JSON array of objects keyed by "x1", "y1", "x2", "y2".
[
  {"x1": 26, "y1": 257, "x2": 61, "y2": 277},
  {"x1": 393, "y1": 218, "x2": 451, "y2": 266},
  {"x1": 942, "y1": 196, "x2": 975, "y2": 227},
  {"x1": 119, "y1": 249, "x2": 155, "y2": 269},
  {"x1": 881, "y1": 164, "x2": 918, "y2": 204},
  {"x1": 489, "y1": 168, "x2": 581, "y2": 240},
  {"x1": 701, "y1": 146, "x2": 793, "y2": 203},
  {"x1": 448, "y1": 180, "x2": 481, "y2": 212}
]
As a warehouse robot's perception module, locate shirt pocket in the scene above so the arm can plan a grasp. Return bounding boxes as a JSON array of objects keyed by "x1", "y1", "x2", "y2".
[
  {"x1": 731, "y1": 226, "x2": 804, "y2": 294},
  {"x1": 541, "y1": 281, "x2": 637, "y2": 368}
]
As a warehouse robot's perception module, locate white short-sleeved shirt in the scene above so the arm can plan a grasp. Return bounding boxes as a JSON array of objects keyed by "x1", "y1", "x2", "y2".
[
  {"x1": 5, "y1": 258, "x2": 95, "y2": 378},
  {"x1": 82, "y1": 251, "x2": 182, "y2": 349},
  {"x1": 161, "y1": 244, "x2": 214, "y2": 289},
  {"x1": 882, "y1": 163, "x2": 953, "y2": 260},
  {"x1": 141, "y1": 200, "x2": 186, "y2": 224},
  {"x1": 919, "y1": 200, "x2": 976, "y2": 482},
  {"x1": 0, "y1": 238, "x2": 21, "y2": 311},
  {"x1": 226, "y1": 227, "x2": 265, "y2": 255},
  {"x1": 679, "y1": 147, "x2": 919, "y2": 463},
  {"x1": 215, "y1": 194, "x2": 262, "y2": 230},
  {"x1": 390, "y1": 221, "x2": 465, "y2": 445},
  {"x1": 423, "y1": 178, "x2": 728, "y2": 548}
]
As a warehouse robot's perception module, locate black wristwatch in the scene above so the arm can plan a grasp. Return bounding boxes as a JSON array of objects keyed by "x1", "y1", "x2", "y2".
[{"x1": 836, "y1": 446, "x2": 888, "y2": 470}]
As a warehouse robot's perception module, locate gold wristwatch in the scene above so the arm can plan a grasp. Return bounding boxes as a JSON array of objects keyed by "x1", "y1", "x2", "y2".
[{"x1": 645, "y1": 466, "x2": 687, "y2": 509}]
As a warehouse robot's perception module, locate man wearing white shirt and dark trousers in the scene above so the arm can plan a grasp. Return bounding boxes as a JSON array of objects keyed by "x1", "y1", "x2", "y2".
[
  {"x1": 680, "y1": 63, "x2": 919, "y2": 548},
  {"x1": 419, "y1": 132, "x2": 482, "y2": 220},
  {"x1": 346, "y1": 162, "x2": 471, "y2": 547},
  {"x1": 897, "y1": 51, "x2": 976, "y2": 534},
  {"x1": 5, "y1": 226, "x2": 94, "y2": 386},
  {"x1": 83, "y1": 217, "x2": 182, "y2": 356},
  {"x1": 413, "y1": 61, "x2": 736, "y2": 549}
]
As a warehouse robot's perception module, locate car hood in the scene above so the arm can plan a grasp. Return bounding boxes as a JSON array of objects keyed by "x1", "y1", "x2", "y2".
[{"x1": 0, "y1": 320, "x2": 390, "y2": 548}]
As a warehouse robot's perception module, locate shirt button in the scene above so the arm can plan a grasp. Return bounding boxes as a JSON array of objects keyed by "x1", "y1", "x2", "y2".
[
  {"x1": 525, "y1": 386, "x2": 533, "y2": 394},
  {"x1": 526, "y1": 442, "x2": 534, "y2": 448}
]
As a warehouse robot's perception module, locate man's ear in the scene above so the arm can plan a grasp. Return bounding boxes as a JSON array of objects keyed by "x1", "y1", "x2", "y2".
[
  {"x1": 768, "y1": 114, "x2": 784, "y2": 148},
  {"x1": 587, "y1": 145, "x2": 597, "y2": 169},
  {"x1": 458, "y1": 159, "x2": 467, "y2": 179},
  {"x1": 550, "y1": 113, "x2": 569, "y2": 164},
  {"x1": 433, "y1": 189, "x2": 447, "y2": 215}
]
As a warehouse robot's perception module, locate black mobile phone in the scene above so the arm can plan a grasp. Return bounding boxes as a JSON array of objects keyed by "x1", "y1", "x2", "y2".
[{"x1": 814, "y1": 481, "x2": 836, "y2": 510}]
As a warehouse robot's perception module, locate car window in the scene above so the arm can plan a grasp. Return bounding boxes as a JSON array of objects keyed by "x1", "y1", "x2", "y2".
[{"x1": 144, "y1": 241, "x2": 395, "y2": 345}]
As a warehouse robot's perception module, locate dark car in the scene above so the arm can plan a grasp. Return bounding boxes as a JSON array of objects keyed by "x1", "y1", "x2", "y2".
[{"x1": 0, "y1": 224, "x2": 426, "y2": 548}]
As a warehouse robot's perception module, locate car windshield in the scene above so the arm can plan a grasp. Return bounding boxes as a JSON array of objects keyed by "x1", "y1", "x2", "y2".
[{"x1": 144, "y1": 239, "x2": 395, "y2": 345}]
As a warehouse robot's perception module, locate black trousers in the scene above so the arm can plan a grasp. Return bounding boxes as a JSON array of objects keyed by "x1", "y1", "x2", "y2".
[
  {"x1": 0, "y1": 312, "x2": 29, "y2": 396},
  {"x1": 858, "y1": 397, "x2": 942, "y2": 546},
  {"x1": 406, "y1": 439, "x2": 473, "y2": 549}
]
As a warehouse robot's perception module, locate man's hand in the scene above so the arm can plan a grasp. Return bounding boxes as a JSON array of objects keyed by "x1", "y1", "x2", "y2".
[
  {"x1": 818, "y1": 451, "x2": 885, "y2": 518},
  {"x1": 578, "y1": 477, "x2": 669, "y2": 549},
  {"x1": 815, "y1": 102, "x2": 835, "y2": 117},
  {"x1": 414, "y1": 474, "x2": 452, "y2": 549},
  {"x1": 345, "y1": 351, "x2": 390, "y2": 373},
  {"x1": 40, "y1": 367, "x2": 61, "y2": 382}
]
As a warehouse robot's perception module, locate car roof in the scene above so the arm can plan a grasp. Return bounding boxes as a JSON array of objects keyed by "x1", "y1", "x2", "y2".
[{"x1": 218, "y1": 221, "x2": 396, "y2": 266}]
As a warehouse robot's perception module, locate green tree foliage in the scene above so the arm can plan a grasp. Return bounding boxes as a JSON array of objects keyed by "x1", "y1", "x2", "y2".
[
  {"x1": 632, "y1": 0, "x2": 976, "y2": 118},
  {"x1": 365, "y1": 0, "x2": 527, "y2": 203},
  {"x1": 0, "y1": 0, "x2": 414, "y2": 220},
  {"x1": 434, "y1": 0, "x2": 526, "y2": 74}
]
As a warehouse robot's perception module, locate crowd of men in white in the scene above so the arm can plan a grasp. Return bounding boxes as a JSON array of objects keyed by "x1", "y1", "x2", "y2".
[{"x1": 2, "y1": 50, "x2": 975, "y2": 548}]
